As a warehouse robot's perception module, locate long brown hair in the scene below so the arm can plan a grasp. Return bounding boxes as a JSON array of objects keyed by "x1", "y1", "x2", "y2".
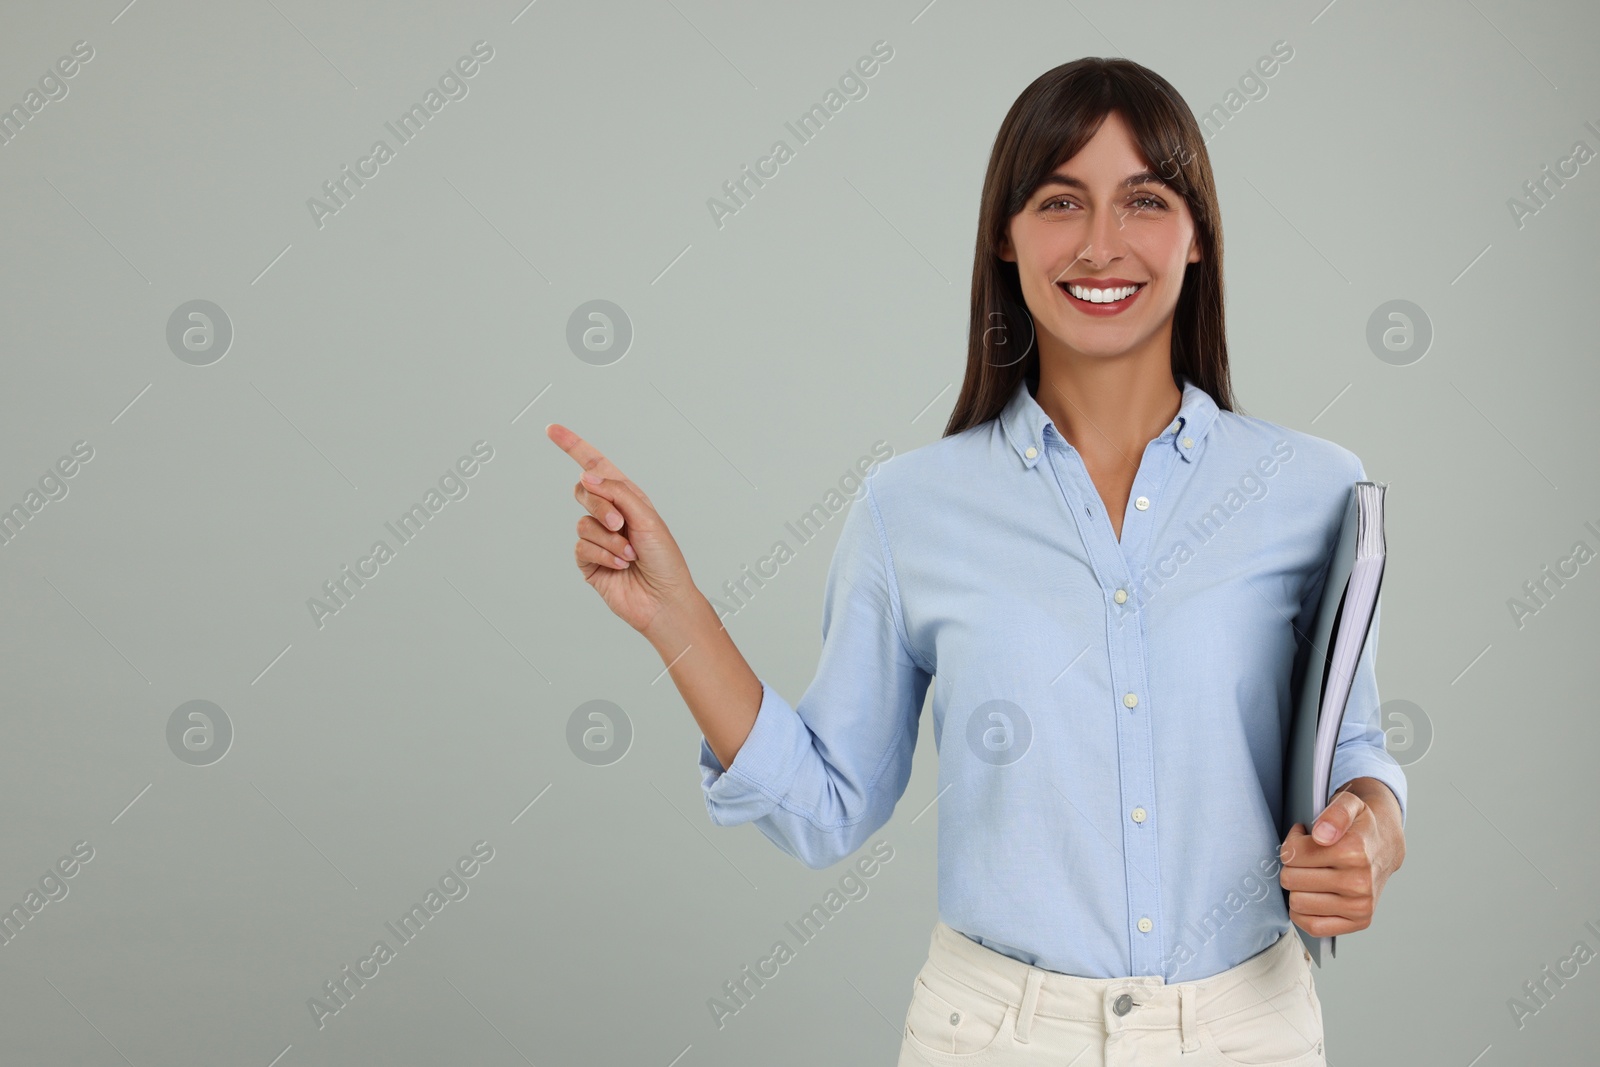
[{"x1": 943, "y1": 57, "x2": 1240, "y2": 438}]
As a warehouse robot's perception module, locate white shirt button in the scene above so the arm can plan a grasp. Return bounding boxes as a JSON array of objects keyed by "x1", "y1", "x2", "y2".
[
  {"x1": 1024, "y1": 446, "x2": 1038, "y2": 459},
  {"x1": 1123, "y1": 692, "x2": 1138, "y2": 708},
  {"x1": 1134, "y1": 496, "x2": 1150, "y2": 511},
  {"x1": 1138, "y1": 917, "x2": 1153, "y2": 933},
  {"x1": 1113, "y1": 589, "x2": 1128, "y2": 604},
  {"x1": 1181, "y1": 436, "x2": 1194, "y2": 448},
  {"x1": 1131, "y1": 807, "x2": 1147, "y2": 823}
]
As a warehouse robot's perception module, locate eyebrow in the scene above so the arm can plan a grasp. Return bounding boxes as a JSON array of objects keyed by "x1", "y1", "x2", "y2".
[{"x1": 1036, "y1": 170, "x2": 1168, "y2": 194}]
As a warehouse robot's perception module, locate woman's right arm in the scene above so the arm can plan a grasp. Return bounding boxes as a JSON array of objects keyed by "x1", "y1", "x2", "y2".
[
  {"x1": 547, "y1": 423, "x2": 763, "y2": 772},
  {"x1": 550, "y1": 423, "x2": 931, "y2": 869},
  {"x1": 641, "y1": 592, "x2": 764, "y2": 775}
]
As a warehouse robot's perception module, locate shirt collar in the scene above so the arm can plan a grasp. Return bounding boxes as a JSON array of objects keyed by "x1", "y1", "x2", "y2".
[{"x1": 1000, "y1": 373, "x2": 1220, "y2": 470}]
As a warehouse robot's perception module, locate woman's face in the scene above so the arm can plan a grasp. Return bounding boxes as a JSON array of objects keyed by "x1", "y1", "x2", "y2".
[{"x1": 999, "y1": 110, "x2": 1201, "y2": 367}]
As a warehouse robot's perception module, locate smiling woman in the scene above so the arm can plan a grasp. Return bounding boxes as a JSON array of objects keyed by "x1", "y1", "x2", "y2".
[
  {"x1": 977, "y1": 120, "x2": 1217, "y2": 444},
  {"x1": 552, "y1": 54, "x2": 1403, "y2": 1067}
]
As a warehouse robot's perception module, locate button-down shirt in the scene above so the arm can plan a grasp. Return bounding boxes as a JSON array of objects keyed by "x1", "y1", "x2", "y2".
[{"x1": 697, "y1": 373, "x2": 1408, "y2": 981}]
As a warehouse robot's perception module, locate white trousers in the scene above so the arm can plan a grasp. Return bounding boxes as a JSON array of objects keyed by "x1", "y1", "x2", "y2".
[{"x1": 898, "y1": 921, "x2": 1325, "y2": 1066}]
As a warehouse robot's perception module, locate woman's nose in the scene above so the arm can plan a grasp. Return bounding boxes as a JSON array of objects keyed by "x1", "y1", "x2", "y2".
[{"x1": 1082, "y1": 203, "x2": 1130, "y2": 263}]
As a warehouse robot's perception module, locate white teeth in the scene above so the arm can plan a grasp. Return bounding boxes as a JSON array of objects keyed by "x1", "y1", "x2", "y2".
[{"x1": 1064, "y1": 283, "x2": 1142, "y2": 303}]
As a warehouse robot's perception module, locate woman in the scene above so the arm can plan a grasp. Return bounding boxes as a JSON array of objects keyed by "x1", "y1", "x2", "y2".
[{"x1": 549, "y1": 57, "x2": 1406, "y2": 1066}]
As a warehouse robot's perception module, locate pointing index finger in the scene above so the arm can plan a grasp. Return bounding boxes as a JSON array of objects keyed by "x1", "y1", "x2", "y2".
[
  {"x1": 547, "y1": 423, "x2": 657, "y2": 511},
  {"x1": 546, "y1": 423, "x2": 620, "y2": 479}
]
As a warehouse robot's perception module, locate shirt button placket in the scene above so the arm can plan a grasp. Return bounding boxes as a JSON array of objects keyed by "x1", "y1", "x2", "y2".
[
  {"x1": 1122, "y1": 467, "x2": 1161, "y2": 974},
  {"x1": 1080, "y1": 441, "x2": 1168, "y2": 979}
]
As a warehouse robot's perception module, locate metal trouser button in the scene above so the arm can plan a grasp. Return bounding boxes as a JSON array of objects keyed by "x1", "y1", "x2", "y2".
[{"x1": 1112, "y1": 993, "x2": 1134, "y2": 1016}]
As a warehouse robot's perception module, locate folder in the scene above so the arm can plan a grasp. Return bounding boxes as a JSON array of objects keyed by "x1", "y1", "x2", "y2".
[{"x1": 1282, "y1": 480, "x2": 1387, "y2": 966}]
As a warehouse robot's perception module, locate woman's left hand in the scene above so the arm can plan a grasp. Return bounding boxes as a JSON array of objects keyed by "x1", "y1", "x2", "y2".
[{"x1": 1279, "y1": 778, "x2": 1406, "y2": 938}]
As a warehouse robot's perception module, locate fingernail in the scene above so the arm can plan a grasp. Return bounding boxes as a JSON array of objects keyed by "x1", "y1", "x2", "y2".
[
  {"x1": 583, "y1": 471, "x2": 602, "y2": 485},
  {"x1": 606, "y1": 512, "x2": 623, "y2": 529},
  {"x1": 622, "y1": 543, "x2": 636, "y2": 560},
  {"x1": 612, "y1": 555, "x2": 629, "y2": 567}
]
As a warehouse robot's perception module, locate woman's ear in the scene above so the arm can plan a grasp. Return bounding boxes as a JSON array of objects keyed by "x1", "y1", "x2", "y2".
[{"x1": 998, "y1": 229, "x2": 1015, "y2": 263}]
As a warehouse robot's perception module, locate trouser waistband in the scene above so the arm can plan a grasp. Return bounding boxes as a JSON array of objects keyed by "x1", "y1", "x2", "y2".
[{"x1": 924, "y1": 921, "x2": 1308, "y2": 1048}]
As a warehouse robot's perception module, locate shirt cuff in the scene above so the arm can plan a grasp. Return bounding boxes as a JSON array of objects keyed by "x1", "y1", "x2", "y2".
[
  {"x1": 1329, "y1": 749, "x2": 1408, "y2": 830},
  {"x1": 697, "y1": 679, "x2": 809, "y2": 827}
]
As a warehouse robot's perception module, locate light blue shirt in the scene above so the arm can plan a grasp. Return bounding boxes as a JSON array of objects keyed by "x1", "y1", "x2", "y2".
[{"x1": 697, "y1": 373, "x2": 1408, "y2": 981}]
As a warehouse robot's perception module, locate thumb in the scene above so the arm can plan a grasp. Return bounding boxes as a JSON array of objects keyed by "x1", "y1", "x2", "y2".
[
  {"x1": 1312, "y1": 790, "x2": 1364, "y2": 845},
  {"x1": 582, "y1": 473, "x2": 658, "y2": 534}
]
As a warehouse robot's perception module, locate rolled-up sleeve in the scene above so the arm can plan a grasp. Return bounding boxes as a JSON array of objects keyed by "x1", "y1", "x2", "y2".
[
  {"x1": 696, "y1": 478, "x2": 933, "y2": 869},
  {"x1": 1325, "y1": 457, "x2": 1408, "y2": 829}
]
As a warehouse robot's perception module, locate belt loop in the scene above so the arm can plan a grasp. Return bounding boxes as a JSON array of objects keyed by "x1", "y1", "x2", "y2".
[
  {"x1": 1178, "y1": 984, "x2": 1198, "y2": 1052},
  {"x1": 1014, "y1": 968, "x2": 1044, "y2": 1043}
]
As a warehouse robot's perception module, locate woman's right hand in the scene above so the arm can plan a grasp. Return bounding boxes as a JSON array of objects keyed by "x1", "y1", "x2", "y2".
[{"x1": 546, "y1": 423, "x2": 700, "y2": 637}]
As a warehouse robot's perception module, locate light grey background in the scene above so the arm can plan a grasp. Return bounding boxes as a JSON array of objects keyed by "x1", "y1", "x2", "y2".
[{"x1": 1, "y1": 0, "x2": 1596, "y2": 1064}]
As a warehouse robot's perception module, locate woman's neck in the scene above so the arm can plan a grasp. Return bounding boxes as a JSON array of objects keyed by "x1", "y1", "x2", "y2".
[{"x1": 1032, "y1": 356, "x2": 1183, "y2": 466}]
